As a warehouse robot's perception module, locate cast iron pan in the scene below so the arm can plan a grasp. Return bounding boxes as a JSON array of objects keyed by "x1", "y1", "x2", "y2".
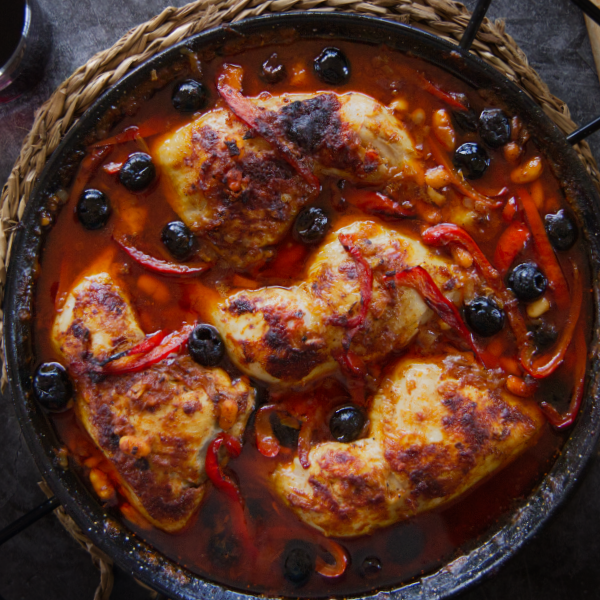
[{"x1": 4, "y1": 12, "x2": 600, "y2": 600}]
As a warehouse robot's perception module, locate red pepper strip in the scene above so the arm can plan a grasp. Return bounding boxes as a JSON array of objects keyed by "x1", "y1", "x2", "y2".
[
  {"x1": 298, "y1": 420, "x2": 313, "y2": 469},
  {"x1": 421, "y1": 223, "x2": 530, "y2": 366},
  {"x1": 540, "y1": 327, "x2": 587, "y2": 429},
  {"x1": 523, "y1": 263, "x2": 582, "y2": 378},
  {"x1": 216, "y1": 77, "x2": 320, "y2": 190},
  {"x1": 502, "y1": 196, "x2": 518, "y2": 222},
  {"x1": 518, "y1": 188, "x2": 570, "y2": 311},
  {"x1": 316, "y1": 540, "x2": 349, "y2": 578},
  {"x1": 329, "y1": 233, "x2": 373, "y2": 331},
  {"x1": 255, "y1": 405, "x2": 281, "y2": 458},
  {"x1": 417, "y1": 73, "x2": 467, "y2": 111},
  {"x1": 387, "y1": 266, "x2": 486, "y2": 365},
  {"x1": 205, "y1": 432, "x2": 243, "y2": 504},
  {"x1": 493, "y1": 220, "x2": 531, "y2": 275},
  {"x1": 69, "y1": 146, "x2": 112, "y2": 205},
  {"x1": 114, "y1": 237, "x2": 212, "y2": 277},
  {"x1": 102, "y1": 324, "x2": 194, "y2": 374},
  {"x1": 101, "y1": 329, "x2": 168, "y2": 365},
  {"x1": 342, "y1": 188, "x2": 414, "y2": 220},
  {"x1": 89, "y1": 116, "x2": 166, "y2": 148},
  {"x1": 428, "y1": 137, "x2": 504, "y2": 208},
  {"x1": 332, "y1": 348, "x2": 367, "y2": 378},
  {"x1": 259, "y1": 240, "x2": 308, "y2": 279},
  {"x1": 103, "y1": 161, "x2": 123, "y2": 174}
]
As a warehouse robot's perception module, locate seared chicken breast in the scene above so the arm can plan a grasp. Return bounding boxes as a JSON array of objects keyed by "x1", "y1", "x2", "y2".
[
  {"x1": 211, "y1": 221, "x2": 466, "y2": 387},
  {"x1": 153, "y1": 91, "x2": 420, "y2": 269},
  {"x1": 52, "y1": 273, "x2": 255, "y2": 532},
  {"x1": 272, "y1": 353, "x2": 545, "y2": 537}
]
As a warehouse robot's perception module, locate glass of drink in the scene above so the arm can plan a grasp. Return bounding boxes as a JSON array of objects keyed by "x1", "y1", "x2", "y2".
[{"x1": 0, "y1": 0, "x2": 51, "y2": 103}]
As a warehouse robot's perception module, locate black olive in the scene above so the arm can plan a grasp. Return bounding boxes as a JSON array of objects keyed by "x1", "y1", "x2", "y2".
[
  {"x1": 172, "y1": 79, "x2": 208, "y2": 113},
  {"x1": 329, "y1": 405, "x2": 365, "y2": 443},
  {"x1": 479, "y1": 108, "x2": 511, "y2": 148},
  {"x1": 360, "y1": 556, "x2": 382, "y2": 578},
  {"x1": 270, "y1": 412, "x2": 300, "y2": 449},
  {"x1": 293, "y1": 207, "x2": 329, "y2": 245},
  {"x1": 189, "y1": 324, "x2": 225, "y2": 367},
  {"x1": 451, "y1": 108, "x2": 478, "y2": 133},
  {"x1": 530, "y1": 323, "x2": 558, "y2": 352},
  {"x1": 453, "y1": 143, "x2": 490, "y2": 180},
  {"x1": 544, "y1": 209, "x2": 578, "y2": 251},
  {"x1": 283, "y1": 546, "x2": 314, "y2": 585},
  {"x1": 507, "y1": 262, "x2": 547, "y2": 302},
  {"x1": 119, "y1": 152, "x2": 156, "y2": 192},
  {"x1": 33, "y1": 362, "x2": 73, "y2": 412},
  {"x1": 77, "y1": 189, "x2": 111, "y2": 230},
  {"x1": 260, "y1": 53, "x2": 286, "y2": 84},
  {"x1": 464, "y1": 296, "x2": 505, "y2": 337},
  {"x1": 313, "y1": 47, "x2": 350, "y2": 86},
  {"x1": 161, "y1": 220, "x2": 195, "y2": 261},
  {"x1": 208, "y1": 532, "x2": 240, "y2": 567}
]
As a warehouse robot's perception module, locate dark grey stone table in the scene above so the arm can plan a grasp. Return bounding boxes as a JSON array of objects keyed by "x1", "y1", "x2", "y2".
[{"x1": 1, "y1": 1, "x2": 599, "y2": 599}]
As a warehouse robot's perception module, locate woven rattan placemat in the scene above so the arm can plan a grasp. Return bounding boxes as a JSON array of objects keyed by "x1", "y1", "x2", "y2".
[{"x1": 2, "y1": 0, "x2": 599, "y2": 597}]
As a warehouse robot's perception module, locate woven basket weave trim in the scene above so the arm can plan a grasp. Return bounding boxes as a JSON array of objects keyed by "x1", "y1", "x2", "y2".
[{"x1": 2, "y1": 2, "x2": 599, "y2": 599}]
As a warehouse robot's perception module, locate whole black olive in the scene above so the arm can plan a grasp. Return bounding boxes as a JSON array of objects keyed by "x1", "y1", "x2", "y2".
[
  {"x1": 208, "y1": 532, "x2": 240, "y2": 566},
  {"x1": 293, "y1": 207, "x2": 329, "y2": 245},
  {"x1": 188, "y1": 324, "x2": 225, "y2": 367},
  {"x1": 270, "y1": 412, "x2": 300, "y2": 449},
  {"x1": 283, "y1": 546, "x2": 314, "y2": 585},
  {"x1": 451, "y1": 108, "x2": 478, "y2": 133},
  {"x1": 329, "y1": 405, "x2": 365, "y2": 443},
  {"x1": 479, "y1": 108, "x2": 511, "y2": 148},
  {"x1": 172, "y1": 79, "x2": 209, "y2": 113},
  {"x1": 33, "y1": 362, "x2": 73, "y2": 412},
  {"x1": 544, "y1": 209, "x2": 578, "y2": 251},
  {"x1": 507, "y1": 262, "x2": 548, "y2": 302},
  {"x1": 360, "y1": 556, "x2": 382, "y2": 579},
  {"x1": 313, "y1": 47, "x2": 351, "y2": 86},
  {"x1": 77, "y1": 189, "x2": 111, "y2": 230},
  {"x1": 119, "y1": 152, "x2": 156, "y2": 192},
  {"x1": 161, "y1": 220, "x2": 195, "y2": 261},
  {"x1": 453, "y1": 143, "x2": 490, "y2": 180},
  {"x1": 530, "y1": 323, "x2": 558, "y2": 352},
  {"x1": 260, "y1": 53, "x2": 286, "y2": 84},
  {"x1": 464, "y1": 296, "x2": 505, "y2": 337}
]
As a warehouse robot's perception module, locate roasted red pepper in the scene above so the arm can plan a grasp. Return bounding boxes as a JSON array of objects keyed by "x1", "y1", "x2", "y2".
[
  {"x1": 114, "y1": 237, "x2": 212, "y2": 277},
  {"x1": 342, "y1": 188, "x2": 414, "y2": 220},
  {"x1": 255, "y1": 405, "x2": 281, "y2": 458},
  {"x1": 101, "y1": 329, "x2": 168, "y2": 366},
  {"x1": 493, "y1": 220, "x2": 531, "y2": 275},
  {"x1": 102, "y1": 324, "x2": 194, "y2": 374},
  {"x1": 518, "y1": 188, "x2": 570, "y2": 310},
  {"x1": 69, "y1": 146, "x2": 112, "y2": 205},
  {"x1": 417, "y1": 73, "x2": 467, "y2": 111},
  {"x1": 540, "y1": 327, "x2": 587, "y2": 429},
  {"x1": 316, "y1": 539, "x2": 349, "y2": 578},
  {"x1": 205, "y1": 432, "x2": 243, "y2": 503},
  {"x1": 329, "y1": 233, "x2": 373, "y2": 332},
  {"x1": 428, "y1": 137, "x2": 504, "y2": 209},
  {"x1": 386, "y1": 266, "x2": 486, "y2": 365},
  {"x1": 216, "y1": 73, "x2": 320, "y2": 190}
]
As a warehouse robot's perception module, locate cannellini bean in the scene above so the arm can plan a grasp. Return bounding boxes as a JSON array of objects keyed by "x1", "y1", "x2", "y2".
[
  {"x1": 503, "y1": 142, "x2": 522, "y2": 163},
  {"x1": 89, "y1": 468, "x2": 115, "y2": 501},
  {"x1": 526, "y1": 296, "x2": 550, "y2": 318},
  {"x1": 290, "y1": 66, "x2": 308, "y2": 86},
  {"x1": 137, "y1": 274, "x2": 170, "y2": 304},
  {"x1": 451, "y1": 245, "x2": 474, "y2": 269},
  {"x1": 389, "y1": 98, "x2": 409, "y2": 112},
  {"x1": 218, "y1": 398, "x2": 239, "y2": 431},
  {"x1": 425, "y1": 165, "x2": 452, "y2": 189},
  {"x1": 506, "y1": 375, "x2": 537, "y2": 397},
  {"x1": 426, "y1": 186, "x2": 446, "y2": 206},
  {"x1": 119, "y1": 435, "x2": 151, "y2": 457},
  {"x1": 530, "y1": 179, "x2": 544, "y2": 209},
  {"x1": 432, "y1": 109, "x2": 456, "y2": 151},
  {"x1": 411, "y1": 108, "x2": 426, "y2": 126},
  {"x1": 510, "y1": 156, "x2": 543, "y2": 184}
]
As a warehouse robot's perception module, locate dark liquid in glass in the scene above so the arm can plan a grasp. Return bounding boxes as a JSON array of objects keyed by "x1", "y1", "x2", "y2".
[{"x1": 0, "y1": 0, "x2": 26, "y2": 66}]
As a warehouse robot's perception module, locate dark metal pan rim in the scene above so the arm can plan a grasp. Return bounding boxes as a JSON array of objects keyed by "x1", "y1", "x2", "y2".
[{"x1": 4, "y1": 11, "x2": 600, "y2": 600}]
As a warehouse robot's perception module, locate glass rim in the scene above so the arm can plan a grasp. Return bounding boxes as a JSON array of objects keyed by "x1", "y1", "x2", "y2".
[{"x1": 0, "y1": 0, "x2": 33, "y2": 91}]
